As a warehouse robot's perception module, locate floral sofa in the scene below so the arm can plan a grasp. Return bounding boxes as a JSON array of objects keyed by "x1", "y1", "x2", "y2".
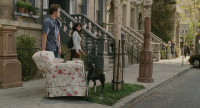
[{"x1": 32, "y1": 51, "x2": 87, "y2": 97}]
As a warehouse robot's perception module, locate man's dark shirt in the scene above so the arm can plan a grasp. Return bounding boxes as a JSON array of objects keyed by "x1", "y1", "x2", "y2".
[{"x1": 42, "y1": 16, "x2": 60, "y2": 51}]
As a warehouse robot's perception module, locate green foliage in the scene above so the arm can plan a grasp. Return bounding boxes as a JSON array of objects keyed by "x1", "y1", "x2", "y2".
[
  {"x1": 32, "y1": 8, "x2": 38, "y2": 15},
  {"x1": 17, "y1": 35, "x2": 36, "y2": 48},
  {"x1": 25, "y1": 2, "x2": 32, "y2": 10},
  {"x1": 80, "y1": 53, "x2": 91, "y2": 71},
  {"x1": 17, "y1": 0, "x2": 38, "y2": 15},
  {"x1": 164, "y1": 0, "x2": 177, "y2": 4},
  {"x1": 175, "y1": 47, "x2": 179, "y2": 58},
  {"x1": 185, "y1": 27, "x2": 194, "y2": 45},
  {"x1": 17, "y1": 0, "x2": 26, "y2": 8},
  {"x1": 161, "y1": 50, "x2": 166, "y2": 59},
  {"x1": 87, "y1": 83, "x2": 145, "y2": 106},
  {"x1": 152, "y1": 1, "x2": 175, "y2": 42},
  {"x1": 16, "y1": 35, "x2": 39, "y2": 81}
]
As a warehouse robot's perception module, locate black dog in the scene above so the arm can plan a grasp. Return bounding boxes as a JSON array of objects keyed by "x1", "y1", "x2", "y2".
[{"x1": 87, "y1": 63, "x2": 105, "y2": 97}]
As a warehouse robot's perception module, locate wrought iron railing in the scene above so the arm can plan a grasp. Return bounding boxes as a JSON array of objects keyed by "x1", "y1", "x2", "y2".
[
  {"x1": 121, "y1": 27, "x2": 144, "y2": 47},
  {"x1": 59, "y1": 10, "x2": 116, "y2": 66},
  {"x1": 137, "y1": 30, "x2": 167, "y2": 47},
  {"x1": 126, "y1": 43, "x2": 140, "y2": 64},
  {"x1": 106, "y1": 23, "x2": 143, "y2": 47},
  {"x1": 70, "y1": 14, "x2": 115, "y2": 56},
  {"x1": 17, "y1": 47, "x2": 40, "y2": 81},
  {"x1": 59, "y1": 9, "x2": 97, "y2": 64},
  {"x1": 106, "y1": 23, "x2": 143, "y2": 64},
  {"x1": 123, "y1": 26, "x2": 144, "y2": 43}
]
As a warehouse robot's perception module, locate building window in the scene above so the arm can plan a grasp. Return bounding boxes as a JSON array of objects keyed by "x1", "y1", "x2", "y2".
[
  {"x1": 95, "y1": 0, "x2": 100, "y2": 22},
  {"x1": 130, "y1": 8, "x2": 135, "y2": 29},
  {"x1": 14, "y1": 0, "x2": 39, "y2": 21},
  {"x1": 96, "y1": 10, "x2": 100, "y2": 22},
  {"x1": 77, "y1": 0, "x2": 83, "y2": 14},
  {"x1": 24, "y1": 0, "x2": 36, "y2": 7},
  {"x1": 122, "y1": 5, "x2": 127, "y2": 26}
]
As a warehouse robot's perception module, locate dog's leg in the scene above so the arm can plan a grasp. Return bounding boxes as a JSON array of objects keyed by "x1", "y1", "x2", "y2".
[
  {"x1": 87, "y1": 80, "x2": 90, "y2": 94},
  {"x1": 94, "y1": 86, "x2": 97, "y2": 94},
  {"x1": 93, "y1": 81, "x2": 97, "y2": 94},
  {"x1": 100, "y1": 75, "x2": 105, "y2": 97}
]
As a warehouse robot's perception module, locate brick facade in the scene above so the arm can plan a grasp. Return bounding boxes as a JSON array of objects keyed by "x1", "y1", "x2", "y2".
[{"x1": 0, "y1": 0, "x2": 43, "y2": 47}]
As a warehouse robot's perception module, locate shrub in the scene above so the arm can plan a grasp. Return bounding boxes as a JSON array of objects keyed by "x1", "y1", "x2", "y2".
[
  {"x1": 152, "y1": 1, "x2": 175, "y2": 42},
  {"x1": 17, "y1": 35, "x2": 36, "y2": 48},
  {"x1": 81, "y1": 53, "x2": 91, "y2": 71},
  {"x1": 17, "y1": 0, "x2": 26, "y2": 8},
  {"x1": 164, "y1": 0, "x2": 177, "y2": 4},
  {"x1": 16, "y1": 35, "x2": 39, "y2": 81},
  {"x1": 175, "y1": 47, "x2": 179, "y2": 58},
  {"x1": 25, "y1": 2, "x2": 32, "y2": 10}
]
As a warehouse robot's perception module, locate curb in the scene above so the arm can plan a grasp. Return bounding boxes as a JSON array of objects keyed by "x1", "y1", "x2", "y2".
[{"x1": 113, "y1": 66, "x2": 193, "y2": 108}]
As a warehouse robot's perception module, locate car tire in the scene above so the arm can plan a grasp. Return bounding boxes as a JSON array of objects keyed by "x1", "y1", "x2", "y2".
[{"x1": 193, "y1": 60, "x2": 200, "y2": 68}]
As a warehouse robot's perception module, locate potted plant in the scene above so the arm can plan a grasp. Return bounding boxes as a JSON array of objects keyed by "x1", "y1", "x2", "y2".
[
  {"x1": 24, "y1": 2, "x2": 32, "y2": 14},
  {"x1": 28, "y1": 6, "x2": 35, "y2": 15},
  {"x1": 33, "y1": 8, "x2": 39, "y2": 15},
  {"x1": 17, "y1": 0, "x2": 26, "y2": 13}
]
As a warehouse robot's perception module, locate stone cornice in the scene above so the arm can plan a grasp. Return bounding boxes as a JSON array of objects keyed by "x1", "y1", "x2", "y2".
[{"x1": 0, "y1": 19, "x2": 42, "y2": 30}]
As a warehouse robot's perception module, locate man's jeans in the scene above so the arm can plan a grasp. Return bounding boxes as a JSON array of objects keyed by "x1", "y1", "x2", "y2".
[{"x1": 53, "y1": 48, "x2": 60, "y2": 58}]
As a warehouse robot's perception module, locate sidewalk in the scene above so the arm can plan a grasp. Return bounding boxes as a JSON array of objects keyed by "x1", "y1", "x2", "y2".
[{"x1": 0, "y1": 56, "x2": 192, "y2": 108}]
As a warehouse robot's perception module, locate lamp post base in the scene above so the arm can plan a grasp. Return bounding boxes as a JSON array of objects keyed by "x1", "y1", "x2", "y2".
[
  {"x1": 137, "y1": 77, "x2": 154, "y2": 83},
  {"x1": 137, "y1": 50, "x2": 154, "y2": 83}
]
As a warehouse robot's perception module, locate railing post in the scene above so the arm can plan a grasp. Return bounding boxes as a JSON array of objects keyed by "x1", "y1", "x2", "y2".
[
  {"x1": 164, "y1": 46, "x2": 167, "y2": 59},
  {"x1": 132, "y1": 45, "x2": 134, "y2": 64},
  {"x1": 95, "y1": 33, "x2": 110, "y2": 71},
  {"x1": 167, "y1": 41, "x2": 172, "y2": 59},
  {"x1": 0, "y1": 26, "x2": 23, "y2": 88},
  {"x1": 121, "y1": 32, "x2": 128, "y2": 68},
  {"x1": 152, "y1": 43, "x2": 161, "y2": 61},
  {"x1": 137, "y1": 45, "x2": 140, "y2": 63}
]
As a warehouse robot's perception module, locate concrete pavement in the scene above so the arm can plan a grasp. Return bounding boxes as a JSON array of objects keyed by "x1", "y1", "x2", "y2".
[
  {"x1": 0, "y1": 56, "x2": 192, "y2": 108},
  {"x1": 131, "y1": 68, "x2": 200, "y2": 108}
]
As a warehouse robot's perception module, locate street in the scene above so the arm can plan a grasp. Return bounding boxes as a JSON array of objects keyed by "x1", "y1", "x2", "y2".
[{"x1": 131, "y1": 68, "x2": 200, "y2": 108}]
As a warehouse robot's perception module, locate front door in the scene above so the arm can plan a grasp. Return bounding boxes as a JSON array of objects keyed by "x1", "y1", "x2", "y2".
[
  {"x1": 43, "y1": 0, "x2": 70, "y2": 21},
  {"x1": 49, "y1": 0, "x2": 70, "y2": 13}
]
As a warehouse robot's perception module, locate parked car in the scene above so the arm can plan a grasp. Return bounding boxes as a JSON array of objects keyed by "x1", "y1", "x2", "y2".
[{"x1": 188, "y1": 54, "x2": 200, "y2": 68}]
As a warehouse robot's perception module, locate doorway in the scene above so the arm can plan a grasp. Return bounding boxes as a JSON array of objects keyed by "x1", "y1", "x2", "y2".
[{"x1": 48, "y1": 0, "x2": 70, "y2": 13}]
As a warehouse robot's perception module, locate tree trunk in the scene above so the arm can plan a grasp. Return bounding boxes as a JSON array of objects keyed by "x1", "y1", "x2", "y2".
[{"x1": 113, "y1": 0, "x2": 122, "y2": 90}]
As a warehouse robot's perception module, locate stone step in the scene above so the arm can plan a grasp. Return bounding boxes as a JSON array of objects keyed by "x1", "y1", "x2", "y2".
[
  {"x1": 153, "y1": 59, "x2": 158, "y2": 62},
  {"x1": 109, "y1": 64, "x2": 114, "y2": 68},
  {"x1": 109, "y1": 60, "x2": 114, "y2": 64}
]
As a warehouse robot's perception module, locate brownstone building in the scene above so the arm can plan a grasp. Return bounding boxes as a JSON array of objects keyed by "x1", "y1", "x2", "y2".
[{"x1": 0, "y1": 0, "x2": 43, "y2": 47}]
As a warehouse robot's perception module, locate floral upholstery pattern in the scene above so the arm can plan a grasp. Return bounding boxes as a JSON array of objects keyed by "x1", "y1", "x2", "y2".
[
  {"x1": 32, "y1": 51, "x2": 87, "y2": 97},
  {"x1": 54, "y1": 58, "x2": 65, "y2": 63}
]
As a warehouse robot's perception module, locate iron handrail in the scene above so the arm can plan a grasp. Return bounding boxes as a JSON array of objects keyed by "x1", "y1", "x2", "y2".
[
  {"x1": 71, "y1": 14, "x2": 115, "y2": 39},
  {"x1": 124, "y1": 26, "x2": 144, "y2": 41},
  {"x1": 60, "y1": 10, "x2": 97, "y2": 39},
  {"x1": 137, "y1": 30, "x2": 167, "y2": 47}
]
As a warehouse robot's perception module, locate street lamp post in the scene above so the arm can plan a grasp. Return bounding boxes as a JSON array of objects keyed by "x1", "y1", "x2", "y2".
[
  {"x1": 137, "y1": 0, "x2": 154, "y2": 83},
  {"x1": 193, "y1": 0, "x2": 196, "y2": 54}
]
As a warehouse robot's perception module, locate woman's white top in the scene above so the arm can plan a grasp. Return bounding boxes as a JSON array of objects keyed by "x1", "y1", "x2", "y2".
[{"x1": 72, "y1": 31, "x2": 82, "y2": 51}]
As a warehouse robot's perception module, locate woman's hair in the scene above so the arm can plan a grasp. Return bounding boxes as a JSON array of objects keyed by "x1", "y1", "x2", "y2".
[{"x1": 72, "y1": 23, "x2": 82, "y2": 35}]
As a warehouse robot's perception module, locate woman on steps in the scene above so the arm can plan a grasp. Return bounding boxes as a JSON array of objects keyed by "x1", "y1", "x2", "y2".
[{"x1": 71, "y1": 23, "x2": 84, "y2": 60}]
